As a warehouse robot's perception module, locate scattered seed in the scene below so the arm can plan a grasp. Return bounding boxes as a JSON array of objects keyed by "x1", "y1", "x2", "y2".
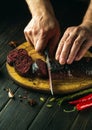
[
  {"x1": 40, "y1": 97, "x2": 45, "y2": 102},
  {"x1": 46, "y1": 104, "x2": 52, "y2": 108},
  {"x1": 49, "y1": 97, "x2": 56, "y2": 102},
  {"x1": 18, "y1": 95, "x2": 22, "y2": 98}
]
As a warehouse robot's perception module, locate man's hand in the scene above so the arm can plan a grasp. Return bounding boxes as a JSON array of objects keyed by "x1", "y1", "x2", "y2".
[
  {"x1": 24, "y1": 0, "x2": 60, "y2": 56},
  {"x1": 55, "y1": 24, "x2": 92, "y2": 64},
  {"x1": 24, "y1": 14, "x2": 60, "y2": 56},
  {"x1": 56, "y1": 0, "x2": 92, "y2": 65}
]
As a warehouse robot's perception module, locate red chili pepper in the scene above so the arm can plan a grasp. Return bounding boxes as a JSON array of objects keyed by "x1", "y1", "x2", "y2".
[
  {"x1": 76, "y1": 100, "x2": 92, "y2": 111},
  {"x1": 69, "y1": 93, "x2": 92, "y2": 105}
]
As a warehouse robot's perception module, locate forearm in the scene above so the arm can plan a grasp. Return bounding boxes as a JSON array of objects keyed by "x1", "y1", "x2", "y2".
[
  {"x1": 82, "y1": 0, "x2": 92, "y2": 28},
  {"x1": 25, "y1": 0, "x2": 55, "y2": 17}
]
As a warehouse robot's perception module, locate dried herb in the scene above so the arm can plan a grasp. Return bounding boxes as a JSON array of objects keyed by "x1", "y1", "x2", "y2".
[{"x1": 8, "y1": 41, "x2": 18, "y2": 48}]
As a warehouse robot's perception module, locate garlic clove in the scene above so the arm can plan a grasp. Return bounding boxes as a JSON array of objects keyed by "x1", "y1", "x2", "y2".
[{"x1": 8, "y1": 88, "x2": 14, "y2": 98}]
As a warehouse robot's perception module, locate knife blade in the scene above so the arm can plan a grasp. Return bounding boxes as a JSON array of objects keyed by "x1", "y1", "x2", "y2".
[{"x1": 45, "y1": 49, "x2": 53, "y2": 95}]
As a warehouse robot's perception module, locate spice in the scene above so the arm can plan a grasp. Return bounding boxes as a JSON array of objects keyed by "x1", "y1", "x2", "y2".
[
  {"x1": 8, "y1": 41, "x2": 17, "y2": 48},
  {"x1": 64, "y1": 100, "x2": 92, "y2": 113},
  {"x1": 18, "y1": 95, "x2": 22, "y2": 98},
  {"x1": 23, "y1": 96, "x2": 27, "y2": 99},
  {"x1": 69, "y1": 93, "x2": 92, "y2": 105},
  {"x1": 28, "y1": 99, "x2": 37, "y2": 106},
  {"x1": 49, "y1": 97, "x2": 56, "y2": 102},
  {"x1": 40, "y1": 97, "x2": 45, "y2": 102},
  {"x1": 57, "y1": 88, "x2": 92, "y2": 106},
  {"x1": 46, "y1": 104, "x2": 52, "y2": 108},
  {"x1": 8, "y1": 88, "x2": 14, "y2": 99}
]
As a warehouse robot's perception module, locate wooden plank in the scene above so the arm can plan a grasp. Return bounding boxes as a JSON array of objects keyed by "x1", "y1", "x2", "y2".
[
  {"x1": 70, "y1": 108, "x2": 92, "y2": 130},
  {"x1": 0, "y1": 87, "x2": 49, "y2": 130},
  {"x1": 0, "y1": 62, "x2": 49, "y2": 130},
  {"x1": 84, "y1": 110, "x2": 92, "y2": 130},
  {"x1": 28, "y1": 101, "x2": 78, "y2": 130},
  {"x1": 0, "y1": 64, "x2": 18, "y2": 110}
]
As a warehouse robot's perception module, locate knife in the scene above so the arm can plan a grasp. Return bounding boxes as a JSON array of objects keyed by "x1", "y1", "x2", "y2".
[{"x1": 45, "y1": 48, "x2": 54, "y2": 95}]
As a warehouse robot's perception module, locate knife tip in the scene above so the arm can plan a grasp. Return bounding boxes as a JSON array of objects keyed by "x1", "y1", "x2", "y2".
[{"x1": 51, "y1": 90, "x2": 54, "y2": 95}]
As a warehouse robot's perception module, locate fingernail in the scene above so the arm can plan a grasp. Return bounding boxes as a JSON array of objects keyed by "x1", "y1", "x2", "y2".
[
  {"x1": 55, "y1": 55, "x2": 59, "y2": 60},
  {"x1": 75, "y1": 58, "x2": 78, "y2": 61},
  {"x1": 75, "y1": 56, "x2": 80, "y2": 61},
  {"x1": 60, "y1": 58, "x2": 65, "y2": 65},
  {"x1": 75, "y1": 56, "x2": 81, "y2": 61},
  {"x1": 67, "y1": 59, "x2": 72, "y2": 64}
]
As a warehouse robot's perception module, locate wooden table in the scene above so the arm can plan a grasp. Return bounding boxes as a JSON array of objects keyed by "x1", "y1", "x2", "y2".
[{"x1": 0, "y1": 2, "x2": 92, "y2": 130}]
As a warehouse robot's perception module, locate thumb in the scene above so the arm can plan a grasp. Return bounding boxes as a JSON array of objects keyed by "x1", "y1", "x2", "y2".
[{"x1": 35, "y1": 38, "x2": 48, "y2": 52}]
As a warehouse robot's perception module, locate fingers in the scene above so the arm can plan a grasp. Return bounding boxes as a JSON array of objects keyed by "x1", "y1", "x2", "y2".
[
  {"x1": 35, "y1": 37, "x2": 48, "y2": 52},
  {"x1": 34, "y1": 28, "x2": 49, "y2": 52},
  {"x1": 55, "y1": 26, "x2": 92, "y2": 65},
  {"x1": 55, "y1": 31, "x2": 69, "y2": 62},
  {"x1": 24, "y1": 23, "x2": 60, "y2": 54},
  {"x1": 67, "y1": 34, "x2": 86, "y2": 64},
  {"x1": 24, "y1": 23, "x2": 35, "y2": 47},
  {"x1": 24, "y1": 31, "x2": 33, "y2": 44},
  {"x1": 56, "y1": 30, "x2": 77, "y2": 64},
  {"x1": 75, "y1": 40, "x2": 92, "y2": 61}
]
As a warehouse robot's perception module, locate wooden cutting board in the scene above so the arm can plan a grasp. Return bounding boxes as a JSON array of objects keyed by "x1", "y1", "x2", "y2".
[{"x1": 6, "y1": 42, "x2": 92, "y2": 94}]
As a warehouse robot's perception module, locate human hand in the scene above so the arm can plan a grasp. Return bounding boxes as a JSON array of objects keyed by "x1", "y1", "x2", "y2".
[
  {"x1": 55, "y1": 24, "x2": 92, "y2": 64},
  {"x1": 24, "y1": 12, "x2": 60, "y2": 56}
]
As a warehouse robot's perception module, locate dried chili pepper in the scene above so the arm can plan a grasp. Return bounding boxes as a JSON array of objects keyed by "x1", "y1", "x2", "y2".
[
  {"x1": 64, "y1": 100, "x2": 92, "y2": 112},
  {"x1": 76, "y1": 100, "x2": 92, "y2": 111},
  {"x1": 69, "y1": 93, "x2": 92, "y2": 105}
]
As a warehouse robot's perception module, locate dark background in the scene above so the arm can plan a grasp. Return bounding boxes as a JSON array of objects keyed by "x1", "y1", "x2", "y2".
[
  {"x1": 0, "y1": 0, "x2": 90, "y2": 23},
  {"x1": 51, "y1": 0, "x2": 90, "y2": 33},
  {"x1": 0, "y1": 0, "x2": 90, "y2": 37},
  {"x1": 0, "y1": 0, "x2": 30, "y2": 20},
  {"x1": 0, "y1": 0, "x2": 91, "y2": 50}
]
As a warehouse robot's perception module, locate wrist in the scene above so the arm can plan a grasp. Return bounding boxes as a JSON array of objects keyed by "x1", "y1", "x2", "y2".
[
  {"x1": 81, "y1": 21, "x2": 92, "y2": 32},
  {"x1": 25, "y1": 0, "x2": 55, "y2": 17}
]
